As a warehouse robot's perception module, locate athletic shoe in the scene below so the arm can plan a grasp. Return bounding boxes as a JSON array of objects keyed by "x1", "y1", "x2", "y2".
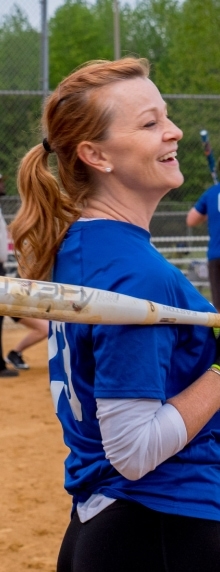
[
  {"x1": 6, "y1": 350, "x2": 29, "y2": 370},
  {"x1": 0, "y1": 367, "x2": 19, "y2": 377}
]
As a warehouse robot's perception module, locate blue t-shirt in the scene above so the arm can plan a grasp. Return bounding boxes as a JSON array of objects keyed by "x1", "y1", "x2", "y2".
[
  {"x1": 49, "y1": 220, "x2": 220, "y2": 521},
  {"x1": 195, "y1": 183, "x2": 220, "y2": 259}
]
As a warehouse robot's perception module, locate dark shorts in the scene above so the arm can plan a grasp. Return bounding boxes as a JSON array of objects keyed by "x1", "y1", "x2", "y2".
[
  {"x1": 208, "y1": 258, "x2": 220, "y2": 309},
  {"x1": 0, "y1": 262, "x2": 5, "y2": 277},
  {"x1": 57, "y1": 499, "x2": 220, "y2": 572}
]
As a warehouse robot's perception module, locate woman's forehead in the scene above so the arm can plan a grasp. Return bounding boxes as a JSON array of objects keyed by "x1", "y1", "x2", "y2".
[{"x1": 101, "y1": 77, "x2": 164, "y2": 121}]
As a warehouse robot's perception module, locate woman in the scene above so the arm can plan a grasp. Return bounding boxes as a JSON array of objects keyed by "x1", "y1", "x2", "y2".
[{"x1": 10, "y1": 58, "x2": 220, "y2": 572}]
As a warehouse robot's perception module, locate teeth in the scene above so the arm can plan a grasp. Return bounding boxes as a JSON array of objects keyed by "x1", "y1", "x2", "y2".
[{"x1": 159, "y1": 151, "x2": 177, "y2": 161}]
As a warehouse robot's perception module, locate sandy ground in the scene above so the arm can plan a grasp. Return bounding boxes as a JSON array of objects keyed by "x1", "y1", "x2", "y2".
[{"x1": 0, "y1": 319, "x2": 71, "y2": 572}]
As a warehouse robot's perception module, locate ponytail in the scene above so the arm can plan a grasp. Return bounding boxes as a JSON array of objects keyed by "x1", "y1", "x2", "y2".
[{"x1": 10, "y1": 144, "x2": 77, "y2": 280}]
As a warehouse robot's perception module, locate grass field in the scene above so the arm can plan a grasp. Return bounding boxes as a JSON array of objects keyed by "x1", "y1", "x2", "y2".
[{"x1": 0, "y1": 320, "x2": 70, "y2": 572}]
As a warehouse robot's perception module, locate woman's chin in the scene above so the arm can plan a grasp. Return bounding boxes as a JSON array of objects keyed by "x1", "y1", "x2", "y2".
[{"x1": 171, "y1": 172, "x2": 184, "y2": 189}]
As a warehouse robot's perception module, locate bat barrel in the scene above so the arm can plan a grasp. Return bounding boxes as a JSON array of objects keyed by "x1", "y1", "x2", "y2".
[
  {"x1": 0, "y1": 275, "x2": 219, "y2": 327},
  {"x1": 0, "y1": 275, "x2": 150, "y2": 325}
]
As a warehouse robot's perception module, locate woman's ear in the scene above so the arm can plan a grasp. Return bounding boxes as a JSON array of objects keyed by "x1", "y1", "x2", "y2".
[{"x1": 77, "y1": 141, "x2": 113, "y2": 173}]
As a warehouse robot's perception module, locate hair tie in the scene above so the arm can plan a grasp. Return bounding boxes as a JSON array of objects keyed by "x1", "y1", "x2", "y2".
[{"x1": 42, "y1": 137, "x2": 53, "y2": 154}]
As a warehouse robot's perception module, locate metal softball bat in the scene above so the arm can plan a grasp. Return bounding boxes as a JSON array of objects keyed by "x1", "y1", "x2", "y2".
[{"x1": 0, "y1": 275, "x2": 220, "y2": 327}]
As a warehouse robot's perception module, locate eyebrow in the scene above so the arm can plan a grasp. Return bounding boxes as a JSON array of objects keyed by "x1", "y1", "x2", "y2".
[{"x1": 137, "y1": 102, "x2": 167, "y2": 118}]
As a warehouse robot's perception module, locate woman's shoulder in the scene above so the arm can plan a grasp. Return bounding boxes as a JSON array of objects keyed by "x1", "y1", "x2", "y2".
[
  {"x1": 59, "y1": 221, "x2": 183, "y2": 298},
  {"x1": 67, "y1": 218, "x2": 150, "y2": 241},
  {"x1": 64, "y1": 219, "x2": 152, "y2": 260}
]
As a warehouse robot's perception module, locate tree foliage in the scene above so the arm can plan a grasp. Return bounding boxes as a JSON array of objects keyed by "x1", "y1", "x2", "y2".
[
  {"x1": 154, "y1": 0, "x2": 220, "y2": 94},
  {"x1": 49, "y1": 0, "x2": 111, "y2": 87},
  {"x1": 0, "y1": 5, "x2": 40, "y2": 90},
  {"x1": 49, "y1": 0, "x2": 179, "y2": 87}
]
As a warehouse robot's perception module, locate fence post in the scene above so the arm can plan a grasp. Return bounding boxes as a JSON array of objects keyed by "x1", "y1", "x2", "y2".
[
  {"x1": 113, "y1": 0, "x2": 121, "y2": 60},
  {"x1": 40, "y1": 0, "x2": 49, "y2": 100}
]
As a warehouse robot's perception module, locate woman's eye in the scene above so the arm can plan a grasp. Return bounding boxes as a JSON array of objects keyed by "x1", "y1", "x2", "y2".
[{"x1": 144, "y1": 121, "x2": 156, "y2": 128}]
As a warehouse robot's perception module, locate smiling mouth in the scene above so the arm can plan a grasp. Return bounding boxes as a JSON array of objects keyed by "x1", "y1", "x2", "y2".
[{"x1": 158, "y1": 151, "x2": 177, "y2": 162}]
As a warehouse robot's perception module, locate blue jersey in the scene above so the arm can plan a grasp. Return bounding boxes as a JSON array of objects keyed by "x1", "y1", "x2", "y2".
[
  {"x1": 49, "y1": 220, "x2": 220, "y2": 521},
  {"x1": 195, "y1": 183, "x2": 220, "y2": 260}
]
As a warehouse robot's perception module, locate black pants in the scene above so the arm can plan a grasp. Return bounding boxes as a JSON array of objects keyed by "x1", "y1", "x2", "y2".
[
  {"x1": 208, "y1": 258, "x2": 220, "y2": 310},
  {"x1": 0, "y1": 315, "x2": 5, "y2": 369},
  {"x1": 57, "y1": 499, "x2": 220, "y2": 572}
]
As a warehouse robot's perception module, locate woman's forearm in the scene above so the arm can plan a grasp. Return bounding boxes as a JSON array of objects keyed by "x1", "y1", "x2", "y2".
[{"x1": 167, "y1": 369, "x2": 220, "y2": 442}]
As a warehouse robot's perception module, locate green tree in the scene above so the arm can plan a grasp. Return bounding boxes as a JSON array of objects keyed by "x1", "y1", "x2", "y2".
[
  {"x1": 0, "y1": 5, "x2": 40, "y2": 90},
  {"x1": 0, "y1": 6, "x2": 41, "y2": 194},
  {"x1": 154, "y1": 0, "x2": 220, "y2": 94},
  {"x1": 49, "y1": 0, "x2": 179, "y2": 87},
  {"x1": 121, "y1": 0, "x2": 180, "y2": 83},
  {"x1": 49, "y1": 0, "x2": 115, "y2": 87}
]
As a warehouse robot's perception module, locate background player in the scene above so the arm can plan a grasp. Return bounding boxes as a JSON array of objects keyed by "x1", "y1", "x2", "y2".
[{"x1": 186, "y1": 166, "x2": 220, "y2": 312}]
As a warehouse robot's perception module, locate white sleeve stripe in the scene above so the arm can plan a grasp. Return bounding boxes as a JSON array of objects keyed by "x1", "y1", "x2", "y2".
[{"x1": 96, "y1": 398, "x2": 187, "y2": 481}]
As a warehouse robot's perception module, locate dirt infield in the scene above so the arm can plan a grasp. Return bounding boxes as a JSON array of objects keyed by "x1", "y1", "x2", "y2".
[{"x1": 0, "y1": 320, "x2": 70, "y2": 572}]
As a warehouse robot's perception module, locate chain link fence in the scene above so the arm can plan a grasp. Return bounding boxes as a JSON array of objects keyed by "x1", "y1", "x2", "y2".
[
  {"x1": 1, "y1": 1, "x2": 220, "y2": 217},
  {"x1": 1, "y1": 0, "x2": 218, "y2": 300}
]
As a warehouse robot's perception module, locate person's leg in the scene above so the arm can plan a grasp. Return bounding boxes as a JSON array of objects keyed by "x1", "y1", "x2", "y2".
[
  {"x1": 12, "y1": 317, "x2": 48, "y2": 352},
  {"x1": 0, "y1": 315, "x2": 5, "y2": 370},
  {"x1": 161, "y1": 512, "x2": 220, "y2": 572},
  {"x1": 0, "y1": 265, "x2": 6, "y2": 369},
  {"x1": 208, "y1": 259, "x2": 220, "y2": 312},
  {"x1": 6, "y1": 318, "x2": 48, "y2": 369},
  {"x1": 0, "y1": 263, "x2": 18, "y2": 377},
  {"x1": 0, "y1": 315, "x2": 19, "y2": 376},
  {"x1": 57, "y1": 500, "x2": 166, "y2": 572}
]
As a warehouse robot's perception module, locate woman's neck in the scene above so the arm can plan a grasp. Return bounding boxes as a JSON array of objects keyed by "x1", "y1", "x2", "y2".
[{"x1": 81, "y1": 192, "x2": 159, "y2": 232}]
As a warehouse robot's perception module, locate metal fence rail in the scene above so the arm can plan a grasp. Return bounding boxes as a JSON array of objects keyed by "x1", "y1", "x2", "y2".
[{"x1": 152, "y1": 235, "x2": 210, "y2": 293}]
